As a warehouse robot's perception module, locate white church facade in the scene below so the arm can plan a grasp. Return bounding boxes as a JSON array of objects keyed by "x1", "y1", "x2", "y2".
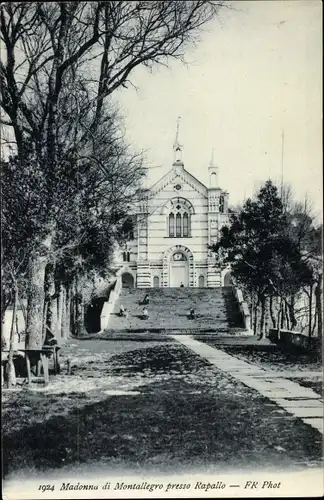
[{"x1": 117, "y1": 129, "x2": 232, "y2": 288}]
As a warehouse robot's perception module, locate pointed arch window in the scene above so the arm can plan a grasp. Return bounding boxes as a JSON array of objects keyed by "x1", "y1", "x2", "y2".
[
  {"x1": 123, "y1": 251, "x2": 130, "y2": 262},
  {"x1": 176, "y1": 213, "x2": 181, "y2": 237},
  {"x1": 183, "y1": 213, "x2": 189, "y2": 237},
  {"x1": 169, "y1": 213, "x2": 175, "y2": 237},
  {"x1": 167, "y1": 199, "x2": 192, "y2": 237}
]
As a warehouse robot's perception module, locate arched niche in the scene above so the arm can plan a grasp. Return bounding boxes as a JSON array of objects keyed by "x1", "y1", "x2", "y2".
[{"x1": 121, "y1": 272, "x2": 135, "y2": 288}]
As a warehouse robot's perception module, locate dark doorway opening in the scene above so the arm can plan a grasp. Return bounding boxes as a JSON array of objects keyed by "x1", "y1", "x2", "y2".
[{"x1": 85, "y1": 298, "x2": 106, "y2": 333}]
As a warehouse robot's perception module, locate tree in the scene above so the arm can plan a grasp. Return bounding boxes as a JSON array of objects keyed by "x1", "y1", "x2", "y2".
[
  {"x1": 212, "y1": 180, "x2": 314, "y2": 338},
  {"x1": 1, "y1": 0, "x2": 225, "y2": 349},
  {"x1": 1, "y1": 103, "x2": 144, "y2": 348}
]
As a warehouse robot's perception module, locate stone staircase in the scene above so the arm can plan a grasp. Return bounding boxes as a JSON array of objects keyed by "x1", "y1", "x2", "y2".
[{"x1": 105, "y1": 287, "x2": 245, "y2": 334}]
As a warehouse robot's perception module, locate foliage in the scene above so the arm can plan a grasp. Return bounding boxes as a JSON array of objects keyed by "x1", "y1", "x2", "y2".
[{"x1": 212, "y1": 180, "x2": 322, "y2": 337}]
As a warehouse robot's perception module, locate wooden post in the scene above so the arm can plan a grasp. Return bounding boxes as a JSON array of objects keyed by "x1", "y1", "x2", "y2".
[
  {"x1": 37, "y1": 359, "x2": 42, "y2": 376},
  {"x1": 25, "y1": 352, "x2": 32, "y2": 385}
]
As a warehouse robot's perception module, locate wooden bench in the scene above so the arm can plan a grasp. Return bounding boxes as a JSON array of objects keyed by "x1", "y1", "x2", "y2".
[{"x1": 2, "y1": 345, "x2": 61, "y2": 386}]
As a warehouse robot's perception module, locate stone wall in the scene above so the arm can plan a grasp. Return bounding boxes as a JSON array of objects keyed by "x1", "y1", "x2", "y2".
[
  {"x1": 100, "y1": 277, "x2": 122, "y2": 331},
  {"x1": 233, "y1": 288, "x2": 253, "y2": 334},
  {"x1": 268, "y1": 328, "x2": 321, "y2": 354}
]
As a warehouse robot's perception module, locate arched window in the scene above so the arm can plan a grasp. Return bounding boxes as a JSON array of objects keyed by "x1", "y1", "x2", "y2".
[
  {"x1": 153, "y1": 276, "x2": 160, "y2": 287},
  {"x1": 198, "y1": 275, "x2": 205, "y2": 287},
  {"x1": 169, "y1": 213, "x2": 175, "y2": 237},
  {"x1": 176, "y1": 213, "x2": 181, "y2": 237},
  {"x1": 167, "y1": 198, "x2": 192, "y2": 238},
  {"x1": 122, "y1": 272, "x2": 134, "y2": 288},
  {"x1": 123, "y1": 251, "x2": 130, "y2": 262},
  {"x1": 183, "y1": 213, "x2": 189, "y2": 237}
]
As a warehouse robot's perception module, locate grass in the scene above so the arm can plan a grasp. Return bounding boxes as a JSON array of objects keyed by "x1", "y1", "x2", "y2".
[
  {"x1": 201, "y1": 342, "x2": 322, "y2": 373},
  {"x1": 2, "y1": 340, "x2": 323, "y2": 479}
]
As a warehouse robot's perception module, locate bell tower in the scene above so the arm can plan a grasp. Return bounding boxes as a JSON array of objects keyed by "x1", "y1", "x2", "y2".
[
  {"x1": 172, "y1": 116, "x2": 184, "y2": 167},
  {"x1": 208, "y1": 149, "x2": 219, "y2": 187}
]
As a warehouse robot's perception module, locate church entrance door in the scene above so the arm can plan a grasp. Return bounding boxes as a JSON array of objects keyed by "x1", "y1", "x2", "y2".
[{"x1": 169, "y1": 252, "x2": 189, "y2": 287}]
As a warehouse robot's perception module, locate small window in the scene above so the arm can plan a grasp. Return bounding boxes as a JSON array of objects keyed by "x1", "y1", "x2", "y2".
[{"x1": 123, "y1": 252, "x2": 127, "y2": 262}]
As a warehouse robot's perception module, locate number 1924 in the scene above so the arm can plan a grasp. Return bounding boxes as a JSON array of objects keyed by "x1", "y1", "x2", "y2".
[{"x1": 38, "y1": 485, "x2": 55, "y2": 492}]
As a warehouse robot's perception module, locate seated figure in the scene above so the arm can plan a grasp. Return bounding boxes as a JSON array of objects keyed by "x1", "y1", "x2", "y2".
[
  {"x1": 119, "y1": 305, "x2": 127, "y2": 317},
  {"x1": 140, "y1": 294, "x2": 149, "y2": 305},
  {"x1": 188, "y1": 308, "x2": 195, "y2": 320},
  {"x1": 142, "y1": 307, "x2": 149, "y2": 320}
]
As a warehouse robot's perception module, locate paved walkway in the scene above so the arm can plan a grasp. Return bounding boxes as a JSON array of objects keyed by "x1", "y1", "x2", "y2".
[{"x1": 173, "y1": 335, "x2": 323, "y2": 434}]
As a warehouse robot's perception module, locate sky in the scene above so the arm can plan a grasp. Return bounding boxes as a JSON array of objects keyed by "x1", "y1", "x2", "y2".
[{"x1": 115, "y1": 0, "x2": 322, "y2": 217}]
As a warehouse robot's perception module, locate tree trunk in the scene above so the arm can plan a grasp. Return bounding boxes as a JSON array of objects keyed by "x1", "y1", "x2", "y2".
[
  {"x1": 44, "y1": 263, "x2": 56, "y2": 343},
  {"x1": 308, "y1": 283, "x2": 313, "y2": 337},
  {"x1": 252, "y1": 296, "x2": 259, "y2": 335},
  {"x1": 70, "y1": 278, "x2": 76, "y2": 337},
  {"x1": 1, "y1": 326, "x2": 8, "y2": 351},
  {"x1": 259, "y1": 295, "x2": 266, "y2": 339},
  {"x1": 6, "y1": 284, "x2": 18, "y2": 388},
  {"x1": 56, "y1": 283, "x2": 63, "y2": 339},
  {"x1": 60, "y1": 285, "x2": 67, "y2": 339},
  {"x1": 74, "y1": 276, "x2": 87, "y2": 337},
  {"x1": 42, "y1": 301, "x2": 49, "y2": 345},
  {"x1": 277, "y1": 298, "x2": 283, "y2": 337},
  {"x1": 288, "y1": 295, "x2": 297, "y2": 330},
  {"x1": 62, "y1": 284, "x2": 71, "y2": 339},
  {"x1": 264, "y1": 296, "x2": 270, "y2": 337},
  {"x1": 311, "y1": 311, "x2": 317, "y2": 336},
  {"x1": 26, "y1": 255, "x2": 47, "y2": 349},
  {"x1": 284, "y1": 300, "x2": 290, "y2": 330},
  {"x1": 280, "y1": 300, "x2": 285, "y2": 330},
  {"x1": 315, "y1": 275, "x2": 322, "y2": 338},
  {"x1": 269, "y1": 295, "x2": 277, "y2": 329}
]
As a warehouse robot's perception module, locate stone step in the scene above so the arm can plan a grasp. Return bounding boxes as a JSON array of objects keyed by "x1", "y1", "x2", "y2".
[{"x1": 107, "y1": 286, "x2": 244, "y2": 332}]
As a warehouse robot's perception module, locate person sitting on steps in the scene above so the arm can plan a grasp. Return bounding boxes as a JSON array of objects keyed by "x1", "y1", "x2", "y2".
[
  {"x1": 140, "y1": 294, "x2": 149, "y2": 305},
  {"x1": 142, "y1": 307, "x2": 149, "y2": 320},
  {"x1": 119, "y1": 305, "x2": 127, "y2": 317},
  {"x1": 188, "y1": 308, "x2": 195, "y2": 320}
]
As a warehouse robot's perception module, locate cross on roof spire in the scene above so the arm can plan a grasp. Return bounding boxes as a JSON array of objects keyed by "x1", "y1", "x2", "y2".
[{"x1": 173, "y1": 116, "x2": 183, "y2": 165}]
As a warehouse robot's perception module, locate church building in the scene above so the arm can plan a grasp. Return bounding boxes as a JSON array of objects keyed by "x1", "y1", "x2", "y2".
[{"x1": 118, "y1": 124, "x2": 232, "y2": 288}]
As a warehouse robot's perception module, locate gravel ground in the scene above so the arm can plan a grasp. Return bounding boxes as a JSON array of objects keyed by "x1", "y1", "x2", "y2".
[{"x1": 2, "y1": 339, "x2": 322, "y2": 480}]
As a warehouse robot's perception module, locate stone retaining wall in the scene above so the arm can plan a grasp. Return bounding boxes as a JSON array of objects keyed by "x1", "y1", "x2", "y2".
[
  {"x1": 268, "y1": 328, "x2": 321, "y2": 353},
  {"x1": 99, "y1": 277, "x2": 122, "y2": 331},
  {"x1": 233, "y1": 288, "x2": 253, "y2": 335}
]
